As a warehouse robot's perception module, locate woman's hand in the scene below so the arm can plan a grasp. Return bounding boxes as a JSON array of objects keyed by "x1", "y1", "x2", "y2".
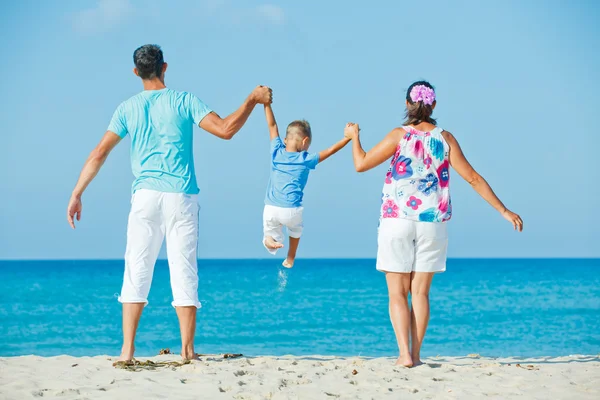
[
  {"x1": 502, "y1": 209, "x2": 524, "y2": 231},
  {"x1": 344, "y1": 122, "x2": 359, "y2": 140}
]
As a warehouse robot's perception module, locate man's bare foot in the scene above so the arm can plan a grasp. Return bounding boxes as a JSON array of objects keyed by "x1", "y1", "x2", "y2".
[
  {"x1": 181, "y1": 348, "x2": 200, "y2": 361},
  {"x1": 182, "y1": 353, "x2": 201, "y2": 361},
  {"x1": 395, "y1": 354, "x2": 414, "y2": 368},
  {"x1": 264, "y1": 236, "x2": 284, "y2": 251},
  {"x1": 181, "y1": 346, "x2": 200, "y2": 361},
  {"x1": 116, "y1": 346, "x2": 135, "y2": 362},
  {"x1": 282, "y1": 258, "x2": 294, "y2": 268}
]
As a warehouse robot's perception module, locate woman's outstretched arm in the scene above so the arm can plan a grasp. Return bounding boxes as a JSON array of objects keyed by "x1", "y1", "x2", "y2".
[
  {"x1": 442, "y1": 130, "x2": 523, "y2": 231},
  {"x1": 345, "y1": 123, "x2": 401, "y2": 172}
]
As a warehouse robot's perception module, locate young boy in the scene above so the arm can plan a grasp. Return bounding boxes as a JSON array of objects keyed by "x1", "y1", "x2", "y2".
[{"x1": 263, "y1": 104, "x2": 350, "y2": 267}]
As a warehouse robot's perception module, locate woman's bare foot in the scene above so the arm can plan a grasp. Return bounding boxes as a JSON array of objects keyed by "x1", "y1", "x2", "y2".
[
  {"x1": 395, "y1": 354, "x2": 414, "y2": 368},
  {"x1": 265, "y1": 236, "x2": 284, "y2": 252},
  {"x1": 282, "y1": 258, "x2": 294, "y2": 268},
  {"x1": 411, "y1": 350, "x2": 423, "y2": 366}
]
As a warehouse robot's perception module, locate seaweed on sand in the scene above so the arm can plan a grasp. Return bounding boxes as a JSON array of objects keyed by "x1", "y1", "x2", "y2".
[
  {"x1": 112, "y1": 359, "x2": 192, "y2": 371},
  {"x1": 112, "y1": 353, "x2": 244, "y2": 371}
]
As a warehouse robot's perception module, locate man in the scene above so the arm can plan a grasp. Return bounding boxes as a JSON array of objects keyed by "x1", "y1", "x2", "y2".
[{"x1": 66, "y1": 44, "x2": 272, "y2": 361}]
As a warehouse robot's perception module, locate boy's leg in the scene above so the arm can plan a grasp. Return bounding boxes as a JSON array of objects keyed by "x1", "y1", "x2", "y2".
[
  {"x1": 283, "y1": 237, "x2": 300, "y2": 268},
  {"x1": 283, "y1": 207, "x2": 304, "y2": 268},
  {"x1": 263, "y1": 205, "x2": 284, "y2": 254}
]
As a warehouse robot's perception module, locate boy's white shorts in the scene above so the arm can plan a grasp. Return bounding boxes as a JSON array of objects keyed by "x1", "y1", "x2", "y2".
[
  {"x1": 376, "y1": 218, "x2": 448, "y2": 274},
  {"x1": 263, "y1": 204, "x2": 304, "y2": 255},
  {"x1": 118, "y1": 189, "x2": 201, "y2": 308}
]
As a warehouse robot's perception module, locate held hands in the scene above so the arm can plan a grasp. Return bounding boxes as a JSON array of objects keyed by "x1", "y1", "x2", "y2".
[
  {"x1": 67, "y1": 195, "x2": 82, "y2": 229},
  {"x1": 502, "y1": 209, "x2": 523, "y2": 232},
  {"x1": 344, "y1": 122, "x2": 360, "y2": 140},
  {"x1": 251, "y1": 85, "x2": 273, "y2": 105}
]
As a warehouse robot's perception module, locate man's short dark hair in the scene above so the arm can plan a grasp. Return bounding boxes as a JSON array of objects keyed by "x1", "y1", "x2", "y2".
[{"x1": 133, "y1": 44, "x2": 164, "y2": 80}]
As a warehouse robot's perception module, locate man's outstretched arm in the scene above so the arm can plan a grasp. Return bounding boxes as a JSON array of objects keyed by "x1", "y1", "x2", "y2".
[
  {"x1": 67, "y1": 131, "x2": 121, "y2": 229},
  {"x1": 200, "y1": 85, "x2": 272, "y2": 140}
]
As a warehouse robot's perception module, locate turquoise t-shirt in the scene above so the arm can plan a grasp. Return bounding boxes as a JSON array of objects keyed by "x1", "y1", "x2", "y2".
[
  {"x1": 265, "y1": 137, "x2": 320, "y2": 208},
  {"x1": 108, "y1": 88, "x2": 211, "y2": 194}
]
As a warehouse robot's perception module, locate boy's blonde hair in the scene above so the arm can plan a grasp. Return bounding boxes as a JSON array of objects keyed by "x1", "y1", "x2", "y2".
[{"x1": 286, "y1": 120, "x2": 312, "y2": 139}]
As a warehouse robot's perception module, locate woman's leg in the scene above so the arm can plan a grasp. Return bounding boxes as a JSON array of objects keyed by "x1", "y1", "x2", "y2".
[
  {"x1": 385, "y1": 272, "x2": 413, "y2": 367},
  {"x1": 409, "y1": 272, "x2": 435, "y2": 365}
]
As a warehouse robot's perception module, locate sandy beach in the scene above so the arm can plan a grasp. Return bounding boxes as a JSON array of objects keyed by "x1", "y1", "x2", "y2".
[{"x1": 0, "y1": 354, "x2": 598, "y2": 399}]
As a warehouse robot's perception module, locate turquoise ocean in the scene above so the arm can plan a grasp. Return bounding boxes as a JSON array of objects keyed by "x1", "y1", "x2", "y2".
[{"x1": 0, "y1": 259, "x2": 598, "y2": 357}]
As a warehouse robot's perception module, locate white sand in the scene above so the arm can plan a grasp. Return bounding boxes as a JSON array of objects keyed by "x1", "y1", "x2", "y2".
[{"x1": 1, "y1": 354, "x2": 598, "y2": 399}]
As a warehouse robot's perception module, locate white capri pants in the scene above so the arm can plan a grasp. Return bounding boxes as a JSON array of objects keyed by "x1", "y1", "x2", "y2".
[
  {"x1": 376, "y1": 218, "x2": 448, "y2": 273},
  {"x1": 118, "y1": 189, "x2": 201, "y2": 308},
  {"x1": 262, "y1": 205, "x2": 304, "y2": 255}
]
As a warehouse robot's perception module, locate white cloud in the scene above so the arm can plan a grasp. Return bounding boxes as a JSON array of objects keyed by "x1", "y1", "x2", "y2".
[
  {"x1": 255, "y1": 4, "x2": 285, "y2": 25},
  {"x1": 72, "y1": 0, "x2": 133, "y2": 34},
  {"x1": 197, "y1": 1, "x2": 285, "y2": 26}
]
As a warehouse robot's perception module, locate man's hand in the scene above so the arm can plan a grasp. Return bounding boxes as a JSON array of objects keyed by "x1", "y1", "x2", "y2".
[
  {"x1": 251, "y1": 86, "x2": 273, "y2": 105},
  {"x1": 344, "y1": 122, "x2": 359, "y2": 140},
  {"x1": 67, "y1": 195, "x2": 82, "y2": 229}
]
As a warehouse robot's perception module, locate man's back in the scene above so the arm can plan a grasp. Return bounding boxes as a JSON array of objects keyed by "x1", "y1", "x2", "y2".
[{"x1": 108, "y1": 88, "x2": 211, "y2": 194}]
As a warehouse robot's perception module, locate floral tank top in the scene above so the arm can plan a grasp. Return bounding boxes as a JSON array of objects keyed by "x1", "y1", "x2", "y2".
[{"x1": 380, "y1": 126, "x2": 452, "y2": 223}]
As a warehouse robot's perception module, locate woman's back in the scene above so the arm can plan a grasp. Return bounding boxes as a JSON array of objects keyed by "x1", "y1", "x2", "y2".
[{"x1": 380, "y1": 125, "x2": 451, "y2": 223}]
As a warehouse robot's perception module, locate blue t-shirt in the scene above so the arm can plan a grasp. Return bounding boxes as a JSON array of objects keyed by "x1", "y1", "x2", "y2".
[
  {"x1": 108, "y1": 88, "x2": 212, "y2": 194},
  {"x1": 265, "y1": 137, "x2": 320, "y2": 208}
]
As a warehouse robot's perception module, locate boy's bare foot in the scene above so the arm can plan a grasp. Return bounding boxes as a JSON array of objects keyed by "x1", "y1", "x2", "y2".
[
  {"x1": 265, "y1": 236, "x2": 284, "y2": 251},
  {"x1": 282, "y1": 259, "x2": 294, "y2": 268},
  {"x1": 395, "y1": 354, "x2": 414, "y2": 368}
]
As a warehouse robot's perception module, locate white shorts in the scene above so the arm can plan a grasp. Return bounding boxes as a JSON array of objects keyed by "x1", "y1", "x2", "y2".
[
  {"x1": 118, "y1": 189, "x2": 201, "y2": 308},
  {"x1": 262, "y1": 205, "x2": 304, "y2": 255},
  {"x1": 376, "y1": 218, "x2": 448, "y2": 274}
]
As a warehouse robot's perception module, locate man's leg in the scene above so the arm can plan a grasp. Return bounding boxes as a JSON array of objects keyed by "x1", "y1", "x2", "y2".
[
  {"x1": 164, "y1": 193, "x2": 201, "y2": 360},
  {"x1": 119, "y1": 303, "x2": 144, "y2": 361},
  {"x1": 118, "y1": 190, "x2": 164, "y2": 362},
  {"x1": 175, "y1": 306, "x2": 197, "y2": 359}
]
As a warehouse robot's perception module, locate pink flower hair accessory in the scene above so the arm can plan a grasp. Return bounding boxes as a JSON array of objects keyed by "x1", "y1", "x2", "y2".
[{"x1": 410, "y1": 85, "x2": 436, "y2": 106}]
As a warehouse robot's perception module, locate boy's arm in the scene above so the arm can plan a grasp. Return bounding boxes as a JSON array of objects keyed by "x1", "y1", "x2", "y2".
[
  {"x1": 318, "y1": 137, "x2": 351, "y2": 163},
  {"x1": 264, "y1": 104, "x2": 279, "y2": 140}
]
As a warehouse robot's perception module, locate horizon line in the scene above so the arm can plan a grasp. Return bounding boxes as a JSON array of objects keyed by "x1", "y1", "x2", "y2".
[{"x1": 0, "y1": 257, "x2": 598, "y2": 262}]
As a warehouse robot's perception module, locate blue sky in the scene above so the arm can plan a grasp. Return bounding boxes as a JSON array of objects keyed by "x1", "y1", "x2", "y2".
[{"x1": 1, "y1": 0, "x2": 598, "y2": 259}]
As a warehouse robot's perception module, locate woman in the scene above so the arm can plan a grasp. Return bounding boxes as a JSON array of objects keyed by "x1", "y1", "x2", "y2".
[{"x1": 343, "y1": 81, "x2": 523, "y2": 367}]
